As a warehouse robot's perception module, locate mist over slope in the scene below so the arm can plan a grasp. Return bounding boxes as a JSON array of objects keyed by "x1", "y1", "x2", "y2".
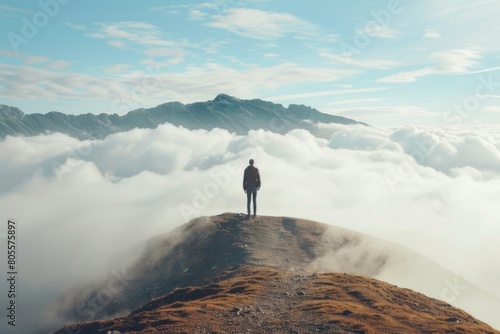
[
  {"x1": 49, "y1": 213, "x2": 500, "y2": 333},
  {"x1": 0, "y1": 94, "x2": 361, "y2": 140}
]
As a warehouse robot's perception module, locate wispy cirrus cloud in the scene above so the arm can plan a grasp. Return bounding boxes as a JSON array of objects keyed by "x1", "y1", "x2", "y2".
[
  {"x1": 320, "y1": 52, "x2": 400, "y2": 70},
  {"x1": 423, "y1": 29, "x2": 442, "y2": 39},
  {"x1": 484, "y1": 106, "x2": 500, "y2": 113},
  {"x1": 356, "y1": 25, "x2": 398, "y2": 39},
  {"x1": 81, "y1": 21, "x2": 192, "y2": 51},
  {"x1": 66, "y1": 22, "x2": 87, "y2": 31},
  {"x1": 207, "y1": 8, "x2": 317, "y2": 40},
  {"x1": 0, "y1": 62, "x2": 355, "y2": 111},
  {"x1": 102, "y1": 64, "x2": 132, "y2": 74},
  {"x1": 324, "y1": 105, "x2": 438, "y2": 125},
  {"x1": 432, "y1": 49, "x2": 481, "y2": 72},
  {"x1": 325, "y1": 98, "x2": 383, "y2": 106},
  {"x1": 20, "y1": 55, "x2": 70, "y2": 69},
  {"x1": 0, "y1": 4, "x2": 33, "y2": 15},
  {"x1": 46, "y1": 60, "x2": 71, "y2": 70},
  {"x1": 425, "y1": 0, "x2": 500, "y2": 20},
  {"x1": 0, "y1": 49, "x2": 21, "y2": 58},
  {"x1": 86, "y1": 21, "x2": 174, "y2": 47},
  {"x1": 189, "y1": 9, "x2": 209, "y2": 21},
  {"x1": 333, "y1": 105, "x2": 435, "y2": 118},
  {"x1": 77, "y1": 21, "x2": 193, "y2": 65},
  {"x1": 411, "y1": 0, "x2": 500, "y2": 53},
  {"x1": 378, "y1": 49, "x2": 481, "y2": 83},
  {"x1": 187, "y1": 3, "x2": 219, "y2": 20},
  {"x1": 266, "y1": 87, "x2": 389, "y2": 102},
  {"x1": 24, "y1": 56, "x2": 50, "y2": 64}
]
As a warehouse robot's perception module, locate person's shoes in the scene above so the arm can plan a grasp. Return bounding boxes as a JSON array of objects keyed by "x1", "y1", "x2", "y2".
[
  {"x1": 246, "y1": 213, "x2": 251, "y2": 218},
  {"x1": 253, "y1": 214, "x2": 256, "y2": 218}
]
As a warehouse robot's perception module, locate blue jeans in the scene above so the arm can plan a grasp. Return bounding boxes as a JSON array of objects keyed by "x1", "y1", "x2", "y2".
[{"x1": 246, "y1": 187, "x2": 257, "y2": 216}]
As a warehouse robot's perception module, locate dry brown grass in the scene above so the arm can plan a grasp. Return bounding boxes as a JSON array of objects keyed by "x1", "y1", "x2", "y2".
[
  {"x1": 54, "y1": 213, "x2": 500, "y2": 333},
  {"x1": 57, "y1": 266, "x2": 499, "y2": 334}
]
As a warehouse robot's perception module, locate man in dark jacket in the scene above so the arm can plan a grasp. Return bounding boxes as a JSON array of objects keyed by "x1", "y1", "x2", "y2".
[{"x1": 243, "y1": 159, "x2": 261, "y2": 217}]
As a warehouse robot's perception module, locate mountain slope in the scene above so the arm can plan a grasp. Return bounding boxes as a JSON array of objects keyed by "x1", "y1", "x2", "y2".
[
  {"x1": 0, "y1": 95, "x2": 362, "y2": 140},
  {"x1": 49, "y1": 213, "x2": 500, "y2": 332},
  {"x1": 56, "y1": 266, "x2": 499, "y2": 334}
]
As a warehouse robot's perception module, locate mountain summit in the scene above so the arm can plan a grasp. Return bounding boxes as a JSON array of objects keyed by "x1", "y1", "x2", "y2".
[
  {"x1": 0, "y1": 95, "x2": 362, "y2": 140},
  {"x1": 52, "y1": 213, "x2": 500, "y2": 333}
]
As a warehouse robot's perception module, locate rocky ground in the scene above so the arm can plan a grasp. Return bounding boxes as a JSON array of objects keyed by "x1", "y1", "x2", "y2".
[
  {"x1": 56, "y1": 265, "x2": 499, "y2": 334},
  {"x1": 53, "y1": 214, "x2": 500, "y2": 333}
]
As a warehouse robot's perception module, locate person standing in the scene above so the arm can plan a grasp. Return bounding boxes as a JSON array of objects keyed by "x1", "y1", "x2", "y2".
[{"x1": 243, "y1": 159, "x2": 261, "y2": 217}]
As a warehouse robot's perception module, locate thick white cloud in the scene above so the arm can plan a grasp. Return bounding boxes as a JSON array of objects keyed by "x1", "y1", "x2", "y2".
[
  {"x1": 321, "y1": 123, "x2": 500, "y2": 174},
  {"x1": 1, "y1": 123, "x2": 500, "y2": 332}
]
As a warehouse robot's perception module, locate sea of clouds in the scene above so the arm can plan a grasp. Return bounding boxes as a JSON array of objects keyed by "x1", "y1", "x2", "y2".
[{"x1": 1, "y1": 122, "x2": 500, "y2": 332}]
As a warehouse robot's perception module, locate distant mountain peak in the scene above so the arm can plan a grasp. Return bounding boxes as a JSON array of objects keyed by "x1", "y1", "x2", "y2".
[
  {"x1": 213, "y1": 93, "x2": 240, "y2": 103},
  {"x1": 0, "y1": 105, "x2": 24, "y2": 119},
  {"x1": 0, "y1": 96, "x2": 363, "y2": 140}
]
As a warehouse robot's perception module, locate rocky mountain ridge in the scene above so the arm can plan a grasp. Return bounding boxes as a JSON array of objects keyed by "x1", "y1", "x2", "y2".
[
  {"x1": 0, "y1": 94, "x2": 362, "y2": 140},
  {"x1": 56, "y1": 266, "x2": 499, "y2": 334}
]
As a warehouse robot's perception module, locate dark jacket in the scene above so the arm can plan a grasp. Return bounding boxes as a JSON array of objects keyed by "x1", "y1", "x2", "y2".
[{"x1": 243, "y1": 165, "x2": 261, "y2": 190}]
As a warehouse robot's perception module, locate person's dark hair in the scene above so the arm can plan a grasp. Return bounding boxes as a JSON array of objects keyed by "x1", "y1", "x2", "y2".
[{"x1": 249, "y1": 159, "x2": 254, "y2": 165}]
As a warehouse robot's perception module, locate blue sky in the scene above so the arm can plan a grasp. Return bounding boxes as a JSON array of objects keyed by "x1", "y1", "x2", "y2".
[{"x1": 1, "y1": 0, "x2": 500, "y2": 124}]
